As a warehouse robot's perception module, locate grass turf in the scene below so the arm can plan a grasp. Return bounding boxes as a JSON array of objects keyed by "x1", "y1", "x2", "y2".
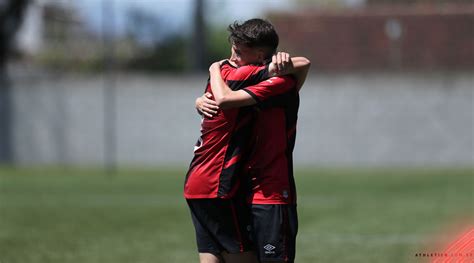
[{"x1": 0, "y1": 166, "x2": 472, "y2": 262}]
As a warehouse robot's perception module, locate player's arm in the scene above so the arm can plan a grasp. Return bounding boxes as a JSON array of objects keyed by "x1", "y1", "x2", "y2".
[
  {"x1": 209, "y1": 56, "x2": 309, "y2": 109},
  {"x1": 210, "y1": 67, "x2": 296, "y2": 110},
  {"x1": 209, "y1": 62, "x2": 256, "y2": 109},
  {"x1": 292, "y1": 56, "x2": 311, "y2": 91},
  {"x1": 200, "y1": 53, "x2": 310, "y2": 111},
  {"x1": 269, "y1": 53, "x2": 311, "y2": 91}
]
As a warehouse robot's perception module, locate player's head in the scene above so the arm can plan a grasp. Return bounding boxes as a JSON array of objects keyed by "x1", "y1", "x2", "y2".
[{"x1": 227, "y1": 18, "x2": 279, "y2": 67}]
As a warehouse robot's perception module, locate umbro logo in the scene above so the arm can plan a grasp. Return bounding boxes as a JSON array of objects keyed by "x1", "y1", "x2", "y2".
[{"x1": 263, "y1": 244, "x2": 276, "y2": 254}]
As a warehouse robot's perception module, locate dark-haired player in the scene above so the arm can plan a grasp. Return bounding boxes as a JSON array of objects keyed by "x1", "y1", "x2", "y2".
[
  {"x1": 185, "y1": 19, "x2": 309, "y2": 263},
  {"x1": 199, "y1": 19, "x2": 310, "y2": 263}
]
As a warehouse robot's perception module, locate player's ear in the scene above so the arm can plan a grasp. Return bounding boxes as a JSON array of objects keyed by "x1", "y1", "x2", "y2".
[{"x1": 256, "y1": 49, "x2": 266, "y2": 63}]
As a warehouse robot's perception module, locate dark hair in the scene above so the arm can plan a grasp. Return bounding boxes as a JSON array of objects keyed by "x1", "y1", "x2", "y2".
[{"x1": 228, "y1": 18, "x2": 279, "y2": 59}]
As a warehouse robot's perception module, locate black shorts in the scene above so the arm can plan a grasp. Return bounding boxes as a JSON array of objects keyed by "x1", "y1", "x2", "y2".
[
  {"x1": 186, "y1": 198, "x2": 253, "y2": 255},
  {"x1": 250, "y1": 204, "x2": 298, "y2": 263}
]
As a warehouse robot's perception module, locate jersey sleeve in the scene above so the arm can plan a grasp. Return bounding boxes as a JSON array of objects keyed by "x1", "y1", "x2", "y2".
[
  {"x1": 242, "y1": 76, "x2": 295, "y2": 103},
  {"x1": 219, "y1": 61, "x2": 235, "y2": 79}
]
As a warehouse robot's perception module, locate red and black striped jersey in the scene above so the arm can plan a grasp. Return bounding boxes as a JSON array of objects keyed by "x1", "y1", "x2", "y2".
[
  {"x1": 184, "y1": 61, "x2": 269, "y2": 199},
  {"x1": 243, "y1": 76, "x2": 299, "y2": 205}
]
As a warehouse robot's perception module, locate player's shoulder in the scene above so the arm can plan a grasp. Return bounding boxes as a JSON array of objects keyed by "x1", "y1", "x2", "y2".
[
  {"x1": 265, "y1": 75, "x2": 296, "y2": 86},
  {"x1": 230, "y1": 63, "x2": 267, "y2": 80},
  {"x1": 237, "y1": 63, "x2": 266, "y2": 71},
  {"x1": 275, "y1": 74, "x2": 296, "y2": 81},
  {"x1": 220, "y1": 60, "x2": 237, "y2": 70},
  {"x1": 220, "y1": 61, "x2": 237, "y2": 79}
]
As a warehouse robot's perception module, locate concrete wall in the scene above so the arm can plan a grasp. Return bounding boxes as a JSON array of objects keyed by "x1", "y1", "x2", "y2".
[{"x1": 11, "y1": 71, "x2": 473, "y2": 167}]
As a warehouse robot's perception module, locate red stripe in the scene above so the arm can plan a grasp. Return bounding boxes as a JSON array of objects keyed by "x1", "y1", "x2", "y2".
[
  {"x1": 230, "y1": 202, "x2": 244, "y2": 253},
  {"x1": 443, "y1": 229, "x2": 473, "y2": 255},
  {"x1": 433, "y1": 228, "x2": 474, "y2": 263},
  {"x1": 443, "y1": 229, "x2": 473, "y2": 252},
  {"x1": 446, "y1": 232, "x2": 473, "y2": 261},
  {"x1": 224, "y1": 154, "x2": 240, "y2": 169},
  {"x1": 451, "y1": 239, "x2": 472, "y2": 256}
]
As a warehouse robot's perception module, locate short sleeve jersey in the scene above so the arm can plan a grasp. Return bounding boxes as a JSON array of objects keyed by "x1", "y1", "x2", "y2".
[
  {"x1": 184, "y1": 61, "x2": 270, "y2": 199},
  {"x1": 243, "y1": 76, "x2": 299, "y2": 205}
]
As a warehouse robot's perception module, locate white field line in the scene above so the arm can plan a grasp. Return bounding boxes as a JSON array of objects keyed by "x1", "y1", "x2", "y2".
[{"x1": 0, "y1": 193, "x2": 182, "y2": 207}]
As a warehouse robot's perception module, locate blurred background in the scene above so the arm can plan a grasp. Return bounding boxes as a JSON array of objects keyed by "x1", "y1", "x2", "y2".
[
  {"x1": 0, "y1": 0, "x2": 473, "y2": 262},
  {"x1": 0, "y1": 0, "x2": 472, "y2": 168},
  {"x1": 0, "y1": 0, "x2": 474, "y2": 166}
]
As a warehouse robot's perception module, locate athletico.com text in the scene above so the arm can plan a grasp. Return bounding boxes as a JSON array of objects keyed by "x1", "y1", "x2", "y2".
[{"x1": 414, "y1": 252, "x2": 473, "y2": 258}]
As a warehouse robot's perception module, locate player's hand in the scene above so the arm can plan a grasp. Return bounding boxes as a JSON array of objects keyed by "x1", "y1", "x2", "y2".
[
  {"x1": 270, "y1": 52, "x2": 294, "y2": 76},
  {"x1": 196, "y1": 92, "x2": 219, "y2": 118}
]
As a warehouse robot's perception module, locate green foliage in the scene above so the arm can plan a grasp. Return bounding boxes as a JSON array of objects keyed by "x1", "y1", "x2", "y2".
[
  {"x1": 124, "y1": 27, "x2": 231, "y2": 72},
  {"x1": 0, "y1": 166, "x2": 472, "y2": 262},
  {"x1": 205, "y1": 26, "x2": 231, "y2": 65},
  {"x1": 125, "y1": 34, "x2": 188, "y2": 72}
]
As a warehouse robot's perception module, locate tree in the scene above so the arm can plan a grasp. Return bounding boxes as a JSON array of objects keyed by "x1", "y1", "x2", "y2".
[
  {"x1": 0, "y1": 0, "x2": 30, "y2": 163},
  {"x1": 191, "y1": 0, "x2": 207, "y2": 71}
]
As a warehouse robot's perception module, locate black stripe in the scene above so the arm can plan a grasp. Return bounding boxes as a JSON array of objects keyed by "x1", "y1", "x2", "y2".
[
  {"x1": 214, "y1": 63, "x2": 270, "y2": 197},
  {"x1": 242, "y1": 89, "x2": 260, "y2": 103},
  {"x1": 226, "y1": 65, "x2": 270, "y2": 91},
  {"x1": 257, "y1": 92, "x2": 290, "y2": 109},
  {"x1": 285, "y1": 89, "x2": 299, "y2": 204},
  {"x1": 217, "y1": 108, "x2": 256, "y2": 197},
  {"x1": 221, "y1": 60, "x2": 237, "y2": 68}
]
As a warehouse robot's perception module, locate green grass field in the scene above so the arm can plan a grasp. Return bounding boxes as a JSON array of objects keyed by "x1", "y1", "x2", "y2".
[{"x1": 0, "y1": 166, "x2": 472, "y2": 263}]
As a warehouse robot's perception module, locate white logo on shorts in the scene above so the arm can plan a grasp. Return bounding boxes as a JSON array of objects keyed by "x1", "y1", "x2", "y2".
[{"x1": 263, "y1": 244, "x2": 276, "y2": 254}]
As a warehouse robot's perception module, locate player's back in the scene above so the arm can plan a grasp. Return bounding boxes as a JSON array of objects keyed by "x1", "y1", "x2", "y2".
[
  {"x1": 184, "y1": 62, "x2": 270, "y2": 199},
  {"x1": 244, "y1": 75, "x2": 299, "y2": 205}
]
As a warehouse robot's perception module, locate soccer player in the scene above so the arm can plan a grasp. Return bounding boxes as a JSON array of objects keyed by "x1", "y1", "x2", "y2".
[
  {"x1": 200, "y1": 22, "x2": 310, "y2": 263},
  {"x1": 185, "y1": 61, "x2": 271, "y2": 263},
  {"x1": 185, "y1": 19, "x2": 309, "y2": 263}
]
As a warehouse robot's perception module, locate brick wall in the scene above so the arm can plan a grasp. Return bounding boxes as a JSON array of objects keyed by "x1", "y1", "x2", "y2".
[{"x1": 269, "y1": 4, "x2": 474, "y2": 71}]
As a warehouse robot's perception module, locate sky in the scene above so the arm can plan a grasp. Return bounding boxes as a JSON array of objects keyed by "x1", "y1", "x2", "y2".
[{"x1": 73, "y1": 0, "x2": 295, "y2": 37}]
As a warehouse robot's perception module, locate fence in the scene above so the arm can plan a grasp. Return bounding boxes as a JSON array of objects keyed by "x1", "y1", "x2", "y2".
[{"x1": 9, "y1": 68, "x2": 473, "y2": 167}]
